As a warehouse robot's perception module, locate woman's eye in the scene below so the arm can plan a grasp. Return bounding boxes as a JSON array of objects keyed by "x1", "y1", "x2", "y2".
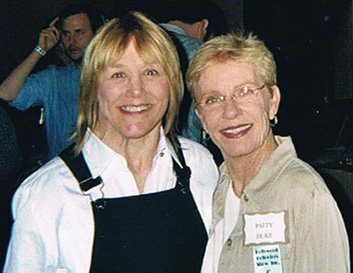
[
  {"x1": 146, "y1": 69, "x2": 158, "y2": 76},
  {"x1": 111, "y1": 72, "x2": 124, "y2": 78},
  {"x1": 239, "y1": 87, "x2": 254, "y2": 97},
  {"x1": 205, "y1": 96, "x2": 220, "y2": 104}
]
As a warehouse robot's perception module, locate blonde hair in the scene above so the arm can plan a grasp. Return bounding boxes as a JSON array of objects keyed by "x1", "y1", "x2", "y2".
[
  {"x1": 74, "y1": 11, "x2": 184, "y2": 152},
  {"x1": 186, "y1": 32, "x2": 277, "y2": 99}
]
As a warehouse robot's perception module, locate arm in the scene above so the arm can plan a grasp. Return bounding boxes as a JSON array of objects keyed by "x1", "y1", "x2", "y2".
[
  {"x1": 3, "y1": 184, "x2": 47, "y2": 272},
  {"x1": 309, "y1": 190, "x2": 350, "y2": 272},
  {"x1": 0, "y1": 17, "x2": 60, "y2": 101},
  {"x1": 3, "y1": 158, "x2": 95, "y2": 272},
  {"x1": 294, "y1": 185, "x2": 350, "y2": 272}
]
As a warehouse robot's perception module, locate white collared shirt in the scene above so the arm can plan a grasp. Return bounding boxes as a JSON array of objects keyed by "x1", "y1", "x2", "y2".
[{"x1": 4, "y1": 130, "x2": 219, "y2": 273}]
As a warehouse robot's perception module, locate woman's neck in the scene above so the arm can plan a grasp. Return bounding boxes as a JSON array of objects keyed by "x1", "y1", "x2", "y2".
[
  {"x1": 225, "y1": 135, "x2": 278, "y2": 197},
  {"x1": 93, "y1": 125, "x2": 161, "y2": 193}
]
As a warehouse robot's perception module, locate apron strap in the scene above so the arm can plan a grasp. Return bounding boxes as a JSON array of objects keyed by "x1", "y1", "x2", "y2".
[
  {"x1": 172, "y1": 138, "x2": 192, "y2": 194},
  {"x1": 59, "y1": 144, "x2": 103, "y2": 192},
  {"x1": 59, "y1": 137, "x2": 191, "y2": 194}
]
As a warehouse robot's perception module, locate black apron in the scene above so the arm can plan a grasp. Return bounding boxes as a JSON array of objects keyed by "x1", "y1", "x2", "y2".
[{"x1": 60, "y1": 144, "x2": 207, "y2": 273}]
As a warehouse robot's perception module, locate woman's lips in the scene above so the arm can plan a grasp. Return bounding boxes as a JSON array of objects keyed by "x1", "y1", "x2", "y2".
[{"x1": 220, "y1": 124, "x2": 252, "y2": 138}]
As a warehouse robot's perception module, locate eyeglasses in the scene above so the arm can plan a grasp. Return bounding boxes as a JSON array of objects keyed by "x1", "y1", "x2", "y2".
[{"x1": 195, "y1": 84, "x2": 266, "y2": 111}]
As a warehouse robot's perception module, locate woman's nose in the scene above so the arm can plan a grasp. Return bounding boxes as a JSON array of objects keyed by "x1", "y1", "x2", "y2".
[
  {"x1": 128, "y1": 76, "x2": 144, "y2": 97},
  {"x1": 222, "y1": 98, "x2": 241, "y2": 119}
]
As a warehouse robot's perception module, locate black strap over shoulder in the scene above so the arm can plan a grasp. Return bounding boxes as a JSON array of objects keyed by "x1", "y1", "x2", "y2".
[
  {"x1": 171, "y1": 138, "x2": 192, "y2": 194},
  {"x1": 59, "y1": 138, "x2": 191, "y2": 194},
  {"x1": 59, "y1": 144, "x2": 103, "y2": 192}
]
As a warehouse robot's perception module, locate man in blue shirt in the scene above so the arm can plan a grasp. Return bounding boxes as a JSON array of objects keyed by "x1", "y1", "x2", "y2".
[
  {"x1": 0, "y1": 4, "x2": 104, "y2": 161},
  {"x1": 160, "y1": 2, "x2": 208, "y2": 145},
  {"x1": 160, "y1": 0, "x2": 227, "y2": 164}
]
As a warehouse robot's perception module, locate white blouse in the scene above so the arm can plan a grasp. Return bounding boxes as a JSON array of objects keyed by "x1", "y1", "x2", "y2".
[
  {"x1": 202, "y1": 183, "x2": 240, "y2": 273},
  {"x1": 4, "y1": 130, "x2": 219, "y2": 273}
]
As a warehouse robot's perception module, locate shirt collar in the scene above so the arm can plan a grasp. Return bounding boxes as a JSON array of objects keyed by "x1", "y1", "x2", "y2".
[
  {"x1": 82, "y1": 128, "x2": 183, "y2": 178},
  {"x1": 218, "y1": 136, "x2": 296, "y2": 206},
  {"x1": 159, "y1": 23, "x2": 189, "y2": 37},
  {"x1": 244, "y1": 136, "x2": 296, "y2": 192},
  {"x1": 153, "y1": 127, "x2": 183, "y2": 167}
]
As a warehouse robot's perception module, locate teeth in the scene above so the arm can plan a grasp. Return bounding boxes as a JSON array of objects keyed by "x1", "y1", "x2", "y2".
[
  {"x1": 122, "y1": 105, "x2": 151, "y2": 113},
  {"x1": 222, "y1": 124, "x2": 251, "y2": 134}
]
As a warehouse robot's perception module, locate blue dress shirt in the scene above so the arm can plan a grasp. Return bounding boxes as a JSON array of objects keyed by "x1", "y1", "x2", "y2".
[{"x1": 9, "y1": 62, "x2": 81, "y2": 160}]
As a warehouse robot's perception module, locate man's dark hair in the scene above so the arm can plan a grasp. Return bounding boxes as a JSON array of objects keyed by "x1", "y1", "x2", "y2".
[
  {"x1": 57, "y1": 3, "x2": 105, "y2": 33},
  {"x1": 165, "y1": 0, "x2": 228, "y2": 39}
]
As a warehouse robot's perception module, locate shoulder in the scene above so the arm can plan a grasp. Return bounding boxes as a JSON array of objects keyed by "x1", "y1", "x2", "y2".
[
  {"x1": 280, "y1": 158, "x2": 328, "y2": 192},
  {"x1": 31, "y1": 64, "x2": 63, "y2": 76},
  {"x1": 12, "y1": 157, "x2": 78, "y2": 217},
  {"x1": 22, "y1": 65, "x2": 69, "y2": 87},
  {"x1": 269, "y1": 136, "x2": 330, "y2": 195},
  {"x1": 34, "y1": 63, "x2": 78, "y2": 77},
  {"x1": 177, "y1": 35, "x2": 203, "y2": 59},
  {"x1": 53, "y1": 63, "x2": 80, "y2": 78},
  {"x1": 179, "y1": 136, "x2": 214, "y2": 159},
  {"x1": 271, "y1": 157, "x2": 336, "y2": 210},
  {"x1": 178, "y1": 136, "x2": 219, "y2": 180},
  {"x1": 15, "y1": 157, "x2": 72, "y2": 194},
  {"x1": 279, "y1": 158, "x2": 347, "y2": 236}
]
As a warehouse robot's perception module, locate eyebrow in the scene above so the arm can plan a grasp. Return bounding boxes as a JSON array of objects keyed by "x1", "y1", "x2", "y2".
[
  {"x1": 61, "y1": 27, "x2": 86, "y2": 33},
  {"x1": 233, "y1": 83, "x2": 257, "y2": 89},
  {"x1": 200, "y1": 83, "x2": 257, "y2": 95},
  {"x1": 200, "y1": 90, "x2": 223, "y2": 97}
]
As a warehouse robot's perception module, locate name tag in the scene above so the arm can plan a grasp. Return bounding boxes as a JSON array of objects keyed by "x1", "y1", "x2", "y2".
[
  {"x1": 253, "y1": 244, "x2": 283, "y2": 273},
  {"x1": 244, "y1": 211, "x2": 287, "y2": 245}
]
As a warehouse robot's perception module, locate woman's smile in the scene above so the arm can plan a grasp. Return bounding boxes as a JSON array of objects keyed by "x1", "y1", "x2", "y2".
[
  {"x1": 120, "y1": 104, "x2": 152, "y2": 113},
  {"x1": 220, "y1": 124, "x2": 252, "y2": 138}
]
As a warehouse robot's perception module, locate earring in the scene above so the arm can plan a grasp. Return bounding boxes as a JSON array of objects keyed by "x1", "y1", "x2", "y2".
[
  {"x1": 202, "y1": 130, "x2": 210, "y2": 141},
  {"x1": 270, "y1": 115, "x2": 278, "y2": 127}
]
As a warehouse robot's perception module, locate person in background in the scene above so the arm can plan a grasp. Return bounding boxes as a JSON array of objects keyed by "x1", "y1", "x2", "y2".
[
  {"x1": 0, "y1": 101, "x2": 23, "y2": 269},
  {"x1": 4, "y1": 12, "x2": 218, "y2": 272},
  {"x1": 53, "y1": 40, "x2": 72, "y2": 66},
  {"x1": 186, "y1": 32, "x2": 350, "y2": 272},
  {"x1": 0, "y1": 3, "x2": 104, "y2": 161},
  {"x1": 160, "y1": 0, "x2": 209, "y2": 63},
  {"x1": 160, "y1": 0, "x2": 227, "y2": 164},
  {"x1": 0, "y1": 102, "x2": 22, "y2": 181}
]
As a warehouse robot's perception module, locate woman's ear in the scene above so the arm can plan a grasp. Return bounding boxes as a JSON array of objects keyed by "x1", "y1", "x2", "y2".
[
  {"x1": 269, "y1": 85, "x2": 281, "y2": 119},
  {"x1": 195, "y1": 106, "x2": 209, "y2": 133}
]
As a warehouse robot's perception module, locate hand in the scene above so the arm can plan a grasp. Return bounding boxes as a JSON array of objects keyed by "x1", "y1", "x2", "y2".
[{"x1": 38, "y1": 17, "x2": 60, "y2": 52}]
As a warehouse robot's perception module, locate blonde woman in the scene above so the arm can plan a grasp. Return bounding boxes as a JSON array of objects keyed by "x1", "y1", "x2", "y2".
[
  {"x1": 4, "y1": 12, "x2": 218, "y2": 273},
  {"x1": 186, "y1": 32, "x2": 350, "y2": 272}
]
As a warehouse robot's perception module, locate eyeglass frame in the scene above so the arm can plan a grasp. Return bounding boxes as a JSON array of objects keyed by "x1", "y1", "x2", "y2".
[{"x1": 194, "y1": 84, "x2": 266, "y2": 111}]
